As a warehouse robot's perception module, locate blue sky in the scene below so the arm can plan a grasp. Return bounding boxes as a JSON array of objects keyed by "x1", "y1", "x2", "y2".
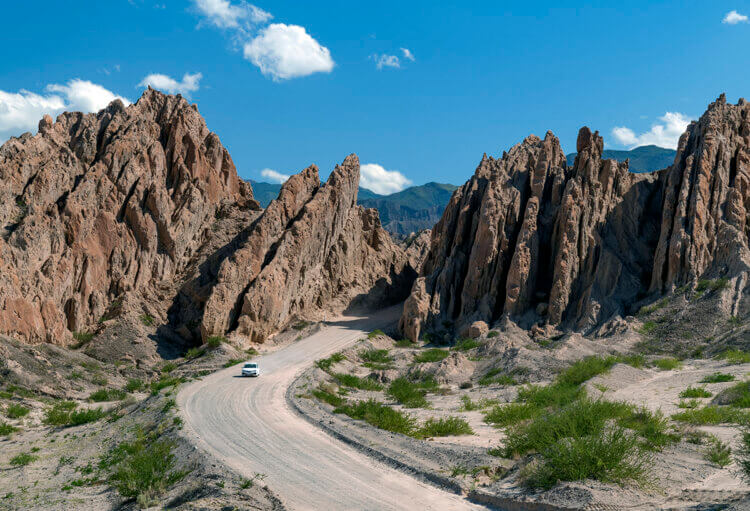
[{"x1": 1, "y1": 1, "x2": 749, "y2": 192}]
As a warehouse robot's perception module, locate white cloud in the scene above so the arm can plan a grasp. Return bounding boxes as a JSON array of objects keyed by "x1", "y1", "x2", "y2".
[
  {"x1": 138, "y1": 72, "x2": 203, "y2": 95},
  {"x1": 260, "y1": 168, "x2": 290, "y2": 183},
  {"x1": 0, "y1": 80, "x2": 129, "y2": 141},
  {"x1": 400, "y1": 48, "x2": 415, "y2": 61},
  {"x1": 373, "y1": 54, "x2": 400, "y2": 70},
  {"x1": 612, "y1": 112, "x2": 691, "y2": 149},
  {"x1": 723, "y1": 10, "x2": 748, "y2": 24},
  {"x1": 243, "y1": 24, "x2": 334, "y2": 80},
  {"x1": 193, "y1": 0, "x2": 271, "y2": 29},
  {"x1": 360, "y1": 163, "x2": 412, "y2": 195}
]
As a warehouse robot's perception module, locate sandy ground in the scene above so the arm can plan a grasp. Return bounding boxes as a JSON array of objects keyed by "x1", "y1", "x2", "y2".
[{"x1": 176, "y1": 305, "x2": 487, "y2": 511}]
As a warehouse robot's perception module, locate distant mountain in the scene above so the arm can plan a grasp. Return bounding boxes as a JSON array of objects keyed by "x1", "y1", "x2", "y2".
[
  {"x1": 249, "y1": 180, "x2": 457, "y2": 236},
  {"x1": 566, "y1": 145, "x2": 676, "y2": 173}
]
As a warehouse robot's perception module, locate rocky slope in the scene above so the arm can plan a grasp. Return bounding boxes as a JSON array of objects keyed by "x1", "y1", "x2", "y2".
[
  {"x1": 0, "y1": 89, "x2": 413, "y2": 347},
  {"x1": 401, "y1": 95, "x2": 750, "y2": 341},
  {"x1": 0, "y1": 88, "x2": 256, "y2": 345}
]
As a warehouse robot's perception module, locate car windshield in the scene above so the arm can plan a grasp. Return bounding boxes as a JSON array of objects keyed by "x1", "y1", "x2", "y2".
[{"x1": 244, "y1": 363, "x2": 257, "y2": 368}]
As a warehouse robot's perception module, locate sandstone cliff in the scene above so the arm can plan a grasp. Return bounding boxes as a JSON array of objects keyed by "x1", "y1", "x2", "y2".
[{"x1": 0, "y1": 89, "x2": 256, "y2": 344}]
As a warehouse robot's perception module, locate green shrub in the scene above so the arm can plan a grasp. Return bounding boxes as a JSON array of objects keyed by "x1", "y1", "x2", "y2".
[
  {"x1": 671, "y1": 405, "x2": 749, "y2": 425},
  {"x1": 395, "y1": 338, "x2": 416, "y2": 348},
  {"x1": 487, "y1": 331, "x2": 499, "y2": 338},
  {"x1": 387, "y1": 377, "x2": 430, "y2": 408},
  {"x1": 223, "y1": 359, "x2": 243, "y2": 368},
  {"x1": 333, "y1": 373, "x2": 383, "y2": 391},
  {"x1": 522, "y1": 426, "x2": 649, "y2": 490},
  {"x1": 0, "y1": 422, "x2": 18, "y2": 437},
  {"x1": 557, "y1": 355, "x2": 619, "y2": 386},
  {"x1": 205, "y1": 336, "x2": 226, "y2": 349},
  {"x1": 680, "y1": 386, "x2": 712, "y2": 398},
  {"x1": 292, "y1": 321, "x2": 310, "y2": 331},
  {"x1": 696, "y1": 277, "x2": 728, "y2": 293},
  {"x1": 678, "y1": 399, "x2": 700, "y2": 409},
  {"x1": 72, "y1": 331, "x2": 95, "y2": 344},
  {"x1": 617, "y1": 407, "x2": 677, "y2": 451},
  {"x1": 717, "y1": 381, "x2": 750, "y2": 408},
  {"x1": 416, "y1": 416, "x2": 474, "y2": 438},
  {"x1": 109, "y1": 437, "x2": 189, "y2": 505},
  {"x1": 311, "y1": 387, "x2": 346, "y2": 407},
  {"x1": 10, "y1": 452, "x2": 38, "y2": 467},
  {"x1": 704, "y1": 435, "x2": 732, "y2": 467},
  {"x1": 245, "y1": 347, "x2": 259, "y2": 356},
  {"x1": 161, "y1": 362, "x2": 177, "y2": 374},
  {"x1": 701, "y1": 372, "x2": 735, "y2": 383},
  {"x1": 452, "y1": 338, "x2": 481, "y2": 352},
  {"x1": 140, "y1": 314, "x2": 155, "y2": 327},
  {"x1": 43, "y1": 401, "x2": 78, "y2": 426},
  {"x1": 638, "y1": 298, "x2": 669, "y2": 316},
  {"x1": 478, "y1": 367, "x2": 516, "y2": 386},
  {"x1": 5, "y1": 404, "x2": 30, "y2": 419},
  {"x1": 125, "y1": 379, "x2": 144, "y2": 393},
  {"x1": 89, "y1": 388, "x2": 127, "y2": 402},
  {"x1": 150, "y1": 376, "x2": 184, "y2": 396},
  {"x1": 618, "y1": 354, "x2": 646, "y2": 369},
  {"x1": 716, "y1": 349, "x2": 750, "y2": 365},
  {"x1": 360, "y1": 349, "x2": 393, "y2": 364},
  {"x1": 653, "y1": 357, "x2": 682, "y2": 371},
  {"x1": 334, "y1": 399, "x2": 416, "y2": 436},
  {"x1": 638, "y1": 321, "x2": 657, "y2": 335},
  {"x1": 516, "y1": 382, "x2": 582, "y2": 408},
  {"x1": 184, "y1": 347, "x2": 204, "y2": 360},
  {"x1": 69, "y1": 408, "x2": 106, "y2": 426},
  {"x1": 367, "y1": 329, "x2": 385, "y2": 339},
  {"x1": 460, "y1": 395, "x2": 499, "y2": 411},
  {"x1": 483, "y1": 403, "x2": 538, "y2": 427},
  {"x1": 315, "y1": 352, "x2": 346, "y2": 371},
  {"x1": 413, "y1": 348, "x2": 449, "y2": 363},
  {"x1": 737, "y1": 429, "x2": 750, "y2": 479}
]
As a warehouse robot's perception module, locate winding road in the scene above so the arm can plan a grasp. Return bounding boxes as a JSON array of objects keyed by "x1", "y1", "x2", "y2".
[{"x1": 177, "y1": 307, "x2": 486, "y2": 511}]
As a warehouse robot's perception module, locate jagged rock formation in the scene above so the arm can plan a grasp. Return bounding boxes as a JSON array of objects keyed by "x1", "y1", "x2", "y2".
[
  {"x1": 400, "y1": 129, "x2": 664, "y2": 341},
  {"x1": 0, "y1": 88, "x2": 256, "y2": 344},
  {"x1": 651, "y1": 94, "x2": 750, "y2": 292},
  {"x1": 198, "y1": 155, "x2": 415, "y2": 344}
]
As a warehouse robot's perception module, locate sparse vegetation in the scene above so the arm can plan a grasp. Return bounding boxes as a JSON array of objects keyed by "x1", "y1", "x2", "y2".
[
  {"x1": 637, "y1": 321, "x2": 657, "y2": 335},
  {"x1": 89, "y1": 388, "x2": 127, "y2": 402},
  {"x1": 10, "y1": 452, "x2": 38, "y2": 467},
  {"x1": 359, "y1": 349, "x2": 393, "y2": 365},
  {"x1": 161, "y1": 362, "x2": 177, "y2": 374},
  {"x1": 484, "y1": 403, "x2": 538, "y2": 427},
  {"x1": 680, "y1": 386, "x2": 712, "y2": 398},
  {"x1": 72, "y1": 331, "x2": 95, "y2": 345},
  {"x1": 701, "y1": 372, "x2": 735, "y2": 383},
  {"x1": 460, "y1": 395, "x2": 499, "y2": 411},
  {"x1": 637, "y1": 298, "x2": 668, "y2": 316},
  {"x1": 395, "y1": 338, "x2": 416, "y2": 348},
  {"x1": 704, "y1": 435, "x2": 732, "y2": 467},
  {"x1": 334, "y1": 399, "x2": 417, "y2": 436},
  {"x1": 139, "y1": 313, "x2": 155, "y2": 326},
  {"x1": 487, "y1": 331, "x2": 499, "y2": 338},
  {"x1": 671, "y1": 405, "x2": 749, "y2": 425},
  {"x1": 125, "y1": 379, "x2": 145, "y2": 393},
  {"x1": 205, "y1": 335, "x2": 226, "y2": 349},
  {"x1": 184, "y1": 347, "x2": 204, "y2": 360},
  {"x1": 368, "y1": 329, "x2": 385, "y2": 339},
  {"x1": 293, "y1": 321, "x2": 310, "y2": 331},
  {"x1": 387, "y1": 377, "x2": 432, "y2": 408},
  {"x1": 43, "y1": 401, "x2": 105, "y2": 427},
  {"x1": 5, "y1": 403, "x2": 30, "y2": 419},
  {"x1": 416, "y1": 416, "x2": 474, "y2": 437},
  {"x1": 478, "y1": 367, "x2": 516, "y2": 386},
  {"x1": 311, "y1": 386, "x2": 346, "y2": 407},
  {"x1": 413, "y1": 348, "x2": 449, "y2": 363},
  {"x1": 652, "y1": 357, "x2": 682, "y2": 371},
  {"x1": 0, "y1": 422, "x2": 18, "y2": 437},
  {"x1": 678, "y1": 399, "x2": 700, "y2": 409},
  {"x1": 315, "y1": 352, "x2": 346, "y2": 371},
  {"x1": 737, "y1": 429, "x2": 750, "y2": 479},
  {"x1": 150, "y1": 376, "x2": 184, "y2": 396},
  {"x1": 557, "y1": 355, "x2": 619, "y2": 386},
  {"x1": 718, "y1": 381, "x2": 750, "y2": 408},
  {"x1": 452, "y1": 338, "x2": 481, "y2": 352},
  {"x1": 696, "y1": 277, "x2": 729, "y2": 294},
  {"x1": 716, "y1": 349, "x2": 750, "y2": 365},
  {"x1": 223, "y1": 359, "x2": 243, "y2": 368},
  {"x1": 333, "y1": 373, "x2": 383, "y2": 391}
]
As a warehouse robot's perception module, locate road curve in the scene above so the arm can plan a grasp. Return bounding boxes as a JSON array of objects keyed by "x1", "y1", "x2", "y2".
[{"x1": 177, "y1": 307, "x2": 486, "y2": 511}]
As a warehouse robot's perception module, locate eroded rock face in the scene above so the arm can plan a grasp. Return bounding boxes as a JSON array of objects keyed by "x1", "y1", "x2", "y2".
[
  {"x1": 400, "y1": 129, "x2": 663, "y2": 340},
  {"x1": 200, "y1": 154, "x2": 415, "y2": 343},
  {"x1": 651, "y1": 94, "x2": 750, "y2": 292},
  {"x1": 0, "y1": 88, "x2": 255, "y2": 344}
]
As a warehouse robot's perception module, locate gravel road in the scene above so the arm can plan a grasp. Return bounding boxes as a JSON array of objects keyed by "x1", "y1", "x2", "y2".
[{"x1": 177, "y1": 307, "x2": 487, "y2": 511}]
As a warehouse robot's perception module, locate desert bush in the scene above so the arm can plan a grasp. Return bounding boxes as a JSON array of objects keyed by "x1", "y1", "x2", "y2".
[
  {"x1": 452, "y1": 338, "x2": 481, "y2": 352},
  {"x1": 5, "y1": 403, "x2": 30, "y2": 419},
  {"x1": 334, "y1": 399, "x2": 416, "y2": 436},
  {"x1": 0, "y1": 422, "x2": 18, "y2": 436},
  {"x1": 315, "y1": 352, "x2": 346, "y2": 371},
  {"x1": 10, "y1": 452, "x2": 38, "y2": 467},
  {"x1": 89, "y1": 388, "x2": 127, "y2": 402},
  {"x1": 387, "y1": 377, "x2": 431, "y2": 408},
  {"x1": 416, "y1": 416, "x2": 474, "y2": 437},
  {"x1": 701, "y1": 372, "x2": 735, "y2": 383},
  {"x1": 671, "y1": 405, "x2": 748, "y2": 425},
  {"x1": 125, "y1": 379, "x2": 144, "y2": 393},
  {"x1": 413, "y1": 348, "x2": 449, "y2": 363},
  {"x1": 557, "y1": 355, "x2": 619, "y2": 386},
  {"x1": 333, "y1": 373, "x2": 383, "y2": 391},
  {"x1": 223, "y1": 359, "x2": 243, "y2": 368},
  {"x1": 139, "y1": 314, "x2": 155, "y2": 327},
  {"x1": 704, "y1": 435, "x2": 732, "y2": 467},
  {"x1": 716, "y1": 349, "x2": 750, "y2": 365},
  {"x1": 460, "y1": 395, "x2": 499, "y2": 411},
  {"x1": 484, "y1": 403, "x2": 538, "y2": 427},
  {"x1": 478, "y1": 367, "x2": 516, "y2": 386},
  {"x1": 367, "y1": 329, "x2": 385, "y2": 339},
  {"x1": 653, "y1": 357, "x2": 682, "y2": 371},
  {"x1": 205, "y1": 336, "x2": 226, "y2": 349},
  {"x1": 149, "y1": 376, "x2": 184, "y2": 396},
  {"x1": 680, "y1": 386, "x2": 712, "y2": 398}
]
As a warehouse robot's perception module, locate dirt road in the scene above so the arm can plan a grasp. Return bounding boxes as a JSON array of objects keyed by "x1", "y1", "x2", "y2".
[{"x1": 177, "y1": 308, "x2": 487, "y2": 511}]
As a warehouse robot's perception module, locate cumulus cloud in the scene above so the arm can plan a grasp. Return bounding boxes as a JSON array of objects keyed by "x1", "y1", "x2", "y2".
[
  {"x1": 360, "y1": 163, "x2": 412, "y2": 195},
  {"x1": 243, "y1": 24, "x2": 334, "y2": 80},
  {"x1": 193, "y1": 0, "x2": 271, "y2": 29},
  {"x1": 138, "y1": 72, "x2": 203, "y2": 95},
  {"x1": 612, "y1": 112, "x2": 691, "y2": 149},
  {"x1": 723, "y1": 10, "x2": 748, "y2": 24},
  {"x1": 400, "y1": 48, "x2": 415, "y2": 61},
  {"x1": 260, "y1": 168, "x2": 290, "y2": 183},
  {"x1": 0, "y1": 80, "x2": 129, "y2": 141}
]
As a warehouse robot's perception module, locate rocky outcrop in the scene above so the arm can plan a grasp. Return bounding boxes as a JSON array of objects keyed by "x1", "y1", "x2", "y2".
[
  {"x1": 400, "y1": 129, "x2": 663, "y2": 341},
  {"x1": 199, "y1": 155, "x2": 415, "y2": 343},
  {"x1": 0, "y1": 88, "x2": 256, "y2": 344},
  {"x1": 651, "y1": 94, "x2": 750, "y2": 292}
]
